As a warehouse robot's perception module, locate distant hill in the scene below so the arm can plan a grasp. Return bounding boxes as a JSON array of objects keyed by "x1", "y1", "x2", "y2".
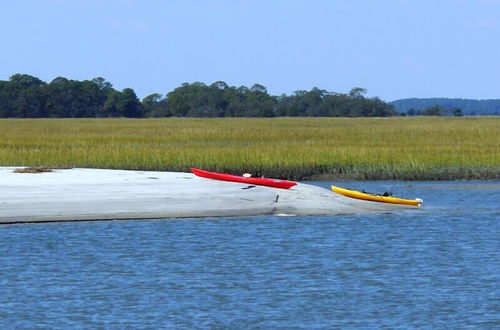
[{"x1": 390, "y1": 98, "x2": 500, "y2": 115}]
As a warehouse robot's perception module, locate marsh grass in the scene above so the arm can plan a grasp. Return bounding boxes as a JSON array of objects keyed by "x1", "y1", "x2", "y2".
[{"x1": 0, "y1": 117, "x2": 498, "y2": 179}]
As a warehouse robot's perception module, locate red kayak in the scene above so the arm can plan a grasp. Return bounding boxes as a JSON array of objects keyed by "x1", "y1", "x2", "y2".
[{"x1": 191, "y1": 168, "x2": 297, "y2": 189}]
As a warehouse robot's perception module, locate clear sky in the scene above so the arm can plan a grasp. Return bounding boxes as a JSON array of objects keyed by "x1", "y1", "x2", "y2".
[{"x1": 1, "y1": 0, "x2": 499, "y2": 101}]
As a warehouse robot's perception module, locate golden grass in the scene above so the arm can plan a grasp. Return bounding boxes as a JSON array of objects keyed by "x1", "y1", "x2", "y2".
[{"x1": 0, "y1": 117, "x2": 498, "y2": 179}]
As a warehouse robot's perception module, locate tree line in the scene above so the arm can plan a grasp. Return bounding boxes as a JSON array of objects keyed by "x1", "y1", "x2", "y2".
[
  {"x1": 403, "y1": 105, "x2": 464, "y2": 117},
  {"x1": 390, "y1": 98, "x2": 500, "y2": 116},
  {"x1": 0, "y1": 74, "x2": 400, "y2": 118},
  {"x1": 0, "y1": 74, "x2": 142, "y2": 118}
]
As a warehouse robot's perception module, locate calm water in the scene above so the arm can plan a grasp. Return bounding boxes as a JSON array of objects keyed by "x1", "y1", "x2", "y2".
[{"x1": 1, "y1": 181, "x2": 499, "y2": 329}]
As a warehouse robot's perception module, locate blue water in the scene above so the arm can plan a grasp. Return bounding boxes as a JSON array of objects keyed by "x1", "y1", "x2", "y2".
[{"x1": 1, "y1": 181, "x2": 499, "y2": 329}]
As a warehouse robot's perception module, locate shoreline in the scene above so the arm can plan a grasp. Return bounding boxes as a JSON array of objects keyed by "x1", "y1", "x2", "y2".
[
  {"x1": 306, "y1": 167, "x2": 499, "y2": 181},
  {"x1": 5, "y1": 165, "x2": 498, "y2": 181}
]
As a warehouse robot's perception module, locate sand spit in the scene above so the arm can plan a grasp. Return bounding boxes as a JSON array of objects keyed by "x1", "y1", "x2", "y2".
[{"x1": 1, "y1": 167, "x2": 416, "y2": 223}]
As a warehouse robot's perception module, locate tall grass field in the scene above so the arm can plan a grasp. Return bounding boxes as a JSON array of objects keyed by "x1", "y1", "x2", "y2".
[{"x1": 0, "y1": 117, "x2": 498, "y2": 180}]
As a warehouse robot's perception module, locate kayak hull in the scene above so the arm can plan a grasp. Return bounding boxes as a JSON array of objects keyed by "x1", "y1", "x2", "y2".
[
  {"x1": 191, "y1": 168, "x2": 297, "y2": 189},
  {"x1": 331, "y1": 185, "x2": 422, "y2": 206}
]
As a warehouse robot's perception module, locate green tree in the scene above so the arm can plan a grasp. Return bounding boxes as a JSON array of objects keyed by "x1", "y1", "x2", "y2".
[
  {"x1": 118, "y1": 88, "x2": 142, "y2": 117},
  {"x1": 0, "y1": 80, "x2": 9, "y2": 117},
  {"x1": 349, "y1": 87, "x2": 367, "y2": 98},
  {"x1": 422, "y1": 105, "x2": 444, "y2": 116},
  {"x1": 14, "y1": 86, "x2": 47, "y2": 117},
  {"x1": 44, "y1": 77, "x2": 109, "y2": 117},
  {"x1": 102, "y1": 89, "x2": 142, "y2": 118},
  {"x1": 166, "y1": 82, "x2": 229, "y2": 117},
  {"x1": 103, "y1": 90, "x2": 121, "y2": 117},
  {"x1": 142, "y1": 93, "x2": 170, "y2": 117},
  {"x1": 92, "y1": 77, "x2": 113, "y2": 93},
  {"x1": 9, "y1": 74, "x2": 47, "y2": 117},
  {"x1": 242, "y1": 84, "x2": 276, "y2": 117},
  {"x1": 166, "y1": 83, "x2": 195, "y2": 116}
]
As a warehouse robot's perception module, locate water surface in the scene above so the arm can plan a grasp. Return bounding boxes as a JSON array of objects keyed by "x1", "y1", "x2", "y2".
[{"x1": 1, "y1": 181, "x2": 498, "y2": 328}]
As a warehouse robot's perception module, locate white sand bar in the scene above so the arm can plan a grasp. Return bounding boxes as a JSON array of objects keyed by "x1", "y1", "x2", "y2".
[{"x1": 1, "y1": 167, "x2": 416, "y2": 223}]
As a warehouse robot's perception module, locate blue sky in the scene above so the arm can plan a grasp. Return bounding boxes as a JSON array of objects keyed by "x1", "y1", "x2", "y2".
[{"x1": 1, "y1": 0, "x2": 499, "y2": 101}]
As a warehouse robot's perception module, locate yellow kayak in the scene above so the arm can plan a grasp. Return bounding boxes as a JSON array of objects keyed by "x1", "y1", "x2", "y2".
[{"x1": 331, "y1": 185, "x2": 422, "y2": 206}]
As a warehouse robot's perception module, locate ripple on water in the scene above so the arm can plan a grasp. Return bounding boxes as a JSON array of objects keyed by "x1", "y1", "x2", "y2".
[{"x1": 0, "y1": 181, "x2": 499, "y2": 328}]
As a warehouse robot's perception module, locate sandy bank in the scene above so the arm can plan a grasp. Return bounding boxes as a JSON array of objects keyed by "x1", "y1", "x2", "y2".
[{"x1": 1, "y1": 167, "x2": 418, "y2": 223}]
